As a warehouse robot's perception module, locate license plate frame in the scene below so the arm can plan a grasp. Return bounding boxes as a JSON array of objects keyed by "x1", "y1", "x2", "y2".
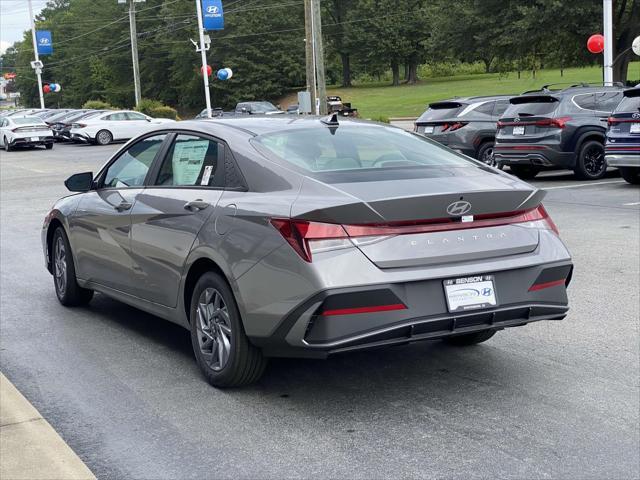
[
  {"x1": 513, "y1": 125, "x2": 525, "y2": 135},
  {"x1": 443, "y1": 275, "x2": 498, "y2": 313},
  {"x1": 630, "y1": 123, "x2": 640, "y2": 134}
]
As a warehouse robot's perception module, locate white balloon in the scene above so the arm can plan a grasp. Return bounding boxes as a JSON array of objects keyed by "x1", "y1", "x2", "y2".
[
  {"x1": 224, "y1": 68, "x2": 233, "y2": 79},
  {"x1": 55, "y1": 84, "x2": 62, "y2": 92},
  {"x1": 633, "y1": 36, "x2": 640, "y2": 57}
]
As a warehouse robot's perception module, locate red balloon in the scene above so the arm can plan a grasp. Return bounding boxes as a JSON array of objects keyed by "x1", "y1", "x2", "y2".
[
  {"x1": 201, "y1": 65, "x2": 212, "y2": 76},
  {"x1": 43, "y1": 84, "x2": 51, "y2": 93},
  {"x1": 587, "y1": 34, "x2": 605, "y2": 54}
]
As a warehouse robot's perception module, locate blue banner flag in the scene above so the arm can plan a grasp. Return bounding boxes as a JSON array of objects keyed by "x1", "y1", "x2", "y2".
[
  {"x1": 202, "y1": 0, "x2": 224, "y2": 31},
  {"x1": 36, "y1": 31, "x2": 53, "y2": 55}
]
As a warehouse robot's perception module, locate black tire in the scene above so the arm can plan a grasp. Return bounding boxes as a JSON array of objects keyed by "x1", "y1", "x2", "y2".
[
  {"x1": 51, "y1": 228, "x2": 94, "y2": 306},
  {"x1": 4, "y1": 137, "x2": 11, "y2": 152},
  {"x1": 574, "y1": 140, "x2": 606, "y2": 180},
  {"x1": 509, "y1": 164, "x2": 540, "y2": 180},
  {"x1": 619, "y1": 167, "x2": 640, "y2": 185},
  {"x1": 443, "y1": 329, "x2": 497, "y2": 346},
  {"x1": 95, "y1": 129, "x2": 113, "y2": 146},
  {"x1": 45, "y1": 143, "x2": 53, "y2": 150},
  {"x1": 477, "y1": 141, "x2": 498, "y2": 168},
  {"x1": 189, "y1": 272, "x2": 267, "y2": 387}
]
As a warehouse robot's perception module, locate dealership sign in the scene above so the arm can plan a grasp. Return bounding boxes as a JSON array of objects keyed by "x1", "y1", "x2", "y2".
[
  {"x1": 202, "y1": 0, "x2": 224, "y2": 30},
  {"x1": 36, "y1": 31, "x2": 53, "y2": 55}
]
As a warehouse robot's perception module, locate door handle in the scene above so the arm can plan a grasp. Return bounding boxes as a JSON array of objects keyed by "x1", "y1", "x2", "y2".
[
  {"x1": 115, "y1": 201, "x2": 132, "y2": 212},
  {"x1": 184, "y1": 199, "x2": 210, "y2": 211}
]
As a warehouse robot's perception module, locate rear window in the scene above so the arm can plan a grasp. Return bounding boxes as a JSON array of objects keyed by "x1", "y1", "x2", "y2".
[
  {"x1": 252, "y1": 125, "x2": 473, "y2": 181},
  {"x1": 417, "y1": 102, "x2": 465, "y2": 122},
  {"x1": 615, "y1": 95, "x2": 640, "y2": 112},
  {"x1": 503, "y1": 97, "x2": 559, "y2": 117},
  {"x1": 13, "y1": 117, "x2": 45, "y2": 125}
]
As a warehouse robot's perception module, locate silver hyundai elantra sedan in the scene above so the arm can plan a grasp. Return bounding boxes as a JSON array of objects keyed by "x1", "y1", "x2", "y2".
[{"x1": 42, "y1": 116, "x2": 573, "y2": 387}]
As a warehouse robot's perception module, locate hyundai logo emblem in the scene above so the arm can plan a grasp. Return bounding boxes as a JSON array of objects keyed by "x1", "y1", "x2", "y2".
[
  {"x1": 633, "y1": 113, "x2": 640, "y2": 119},
  {"x1": 514, "y1": 116, "x2": 520, "y2": 123},
  {"x1": 446, "y1": 201, "x2": 472, "y2": 216},
  {"x1": 207, "y1": 5, "x2": 219, "y2": 13}
]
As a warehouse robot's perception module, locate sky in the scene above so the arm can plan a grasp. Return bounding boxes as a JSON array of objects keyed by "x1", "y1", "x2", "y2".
[{"x1": 0, "y1": 0, "x2": 48, "y2": 54}]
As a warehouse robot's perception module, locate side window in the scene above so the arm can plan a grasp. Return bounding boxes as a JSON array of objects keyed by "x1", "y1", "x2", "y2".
[
  {"x1": 104, "y1": 113, "x2": 127, "y2": 121},
  {"x1": 155, "y1": 134, "x2": 223, "y2": 187},
  {"x1": 572, "y1": 94, "x2": 596, "y2": 111},
  {"x1": 474, "y1": 102, "x2": 495, "y2": 116},
  {"x1": 126, "y1": 112, "x2": 148, "y2": 121},
  {"x1": 103, "y1": 134, "x2": 167, "y2": 188},
  {"x1": 493, "y1": 100, "x2": 509, "y2": 117},
  {"x1": 595, "y1": 92, "x2": 623, "y2": 113}
]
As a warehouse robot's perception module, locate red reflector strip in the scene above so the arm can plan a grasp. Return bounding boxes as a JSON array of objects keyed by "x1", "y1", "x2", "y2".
[
  {"x1": 321, "y1": 303, "x2": 407, "y2": 316},
  {"x1": 494, "y1": 145, "x2": 548, "y2": 151},
  {"x1": 606, "y1": 146, "x2": 640, "y2": 151},
  {"x1": 528, "y1": 279, "x2": 566, "y2": 292}
]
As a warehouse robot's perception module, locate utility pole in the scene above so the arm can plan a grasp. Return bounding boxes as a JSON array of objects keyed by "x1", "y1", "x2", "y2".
[
  {"x1": 304, "y1": 0, "x2": 317, "y2": 114},
  {"x1": 195, "y1": 0, "x2": 213, "y2": 118},
  {"x1": 311, "y1": 0, "x2": 327, "y2": 115},
  {"x1": 603, "y1": 0, "x2": 614, "y2": 85},
  {"x1": 27, "y1": 0, "x2": 45, "y2": 109},
  {"x1": 129, "y1": 0, "x2": 142, "y2": 105}
]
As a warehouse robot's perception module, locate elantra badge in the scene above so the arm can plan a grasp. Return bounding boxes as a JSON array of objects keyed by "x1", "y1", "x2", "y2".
[{"x1": 446, "y1": 200, "x2": 472, "y2": 216}]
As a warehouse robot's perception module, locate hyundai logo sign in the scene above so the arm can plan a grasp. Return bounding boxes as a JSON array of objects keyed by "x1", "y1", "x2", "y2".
[
  {"x1": 446, "y1": 201, "x2": 472, "y2": 216},
  {"x1": 207, "y1": 5, "x2": 218, "y2": 14}
]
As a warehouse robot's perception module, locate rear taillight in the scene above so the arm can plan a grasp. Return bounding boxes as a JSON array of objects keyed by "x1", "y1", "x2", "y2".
[
  {"x1": 441, "y1": 122, "x2": 467, "y2": 132},
  {"x1": 72, "y1": 123, "x2": 87, "y2": 128},
  {"x1": 608, "y1": 116, "x2": 618, "y2": 126},
  {"x1": 608, "y1": 117, "x2": 639, "y2": 125},
  {"x1": 271, "y1": 205, "x2": 559, "y2": 262},
  {"x1": 536, "y1": 116, "x2": 571, "y2": 128}
]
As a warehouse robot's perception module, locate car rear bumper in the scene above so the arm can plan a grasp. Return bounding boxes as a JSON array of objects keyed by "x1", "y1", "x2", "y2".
[
  {"x1": 605, "y1": 153, "x2": 640, "y2": 168},
  {"x1": 8, "y1": 135, "x2": 54, "y2": 147},
  {"x1": 494, "y1": 146, "x2": 574, "y2": 169},
  {"x1": 70, "y1": 131, "x2": 92, "y2": 143}
]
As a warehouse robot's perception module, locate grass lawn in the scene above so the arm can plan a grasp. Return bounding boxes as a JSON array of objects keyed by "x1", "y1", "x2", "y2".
[{"x1": 280, "y1": 62, "x2": 640, "y2": 119}]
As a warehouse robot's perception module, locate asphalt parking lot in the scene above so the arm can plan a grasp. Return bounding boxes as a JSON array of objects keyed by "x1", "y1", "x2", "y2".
[{"x1": 1, "y1": 142, "x2": 639, "y2": 479}]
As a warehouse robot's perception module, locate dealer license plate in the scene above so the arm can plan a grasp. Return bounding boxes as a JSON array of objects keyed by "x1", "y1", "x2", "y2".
[
  {"x1": 630, "y1": 123, "x2": 640, "y2": 134},
  {"x1": 513, "y1": 126, "x2": 525, "y2": 135},
  {"x1": 444, "y1": 275, "x2": 497, "y2": 313},
  {"x1": 30, "y1": 137, "x2": 39, "y2": 142},
  {"x1": 423, "y1": 126, "x2": 434, "y2": 134}
]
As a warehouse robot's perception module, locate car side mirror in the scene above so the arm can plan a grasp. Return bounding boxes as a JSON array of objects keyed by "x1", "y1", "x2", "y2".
[{"x1": 65, "y1": 172, "x2": 94, "y2": 192}]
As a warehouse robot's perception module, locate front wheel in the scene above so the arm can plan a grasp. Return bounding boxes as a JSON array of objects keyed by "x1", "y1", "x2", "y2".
[
  {"x1": 477, "y1": 142, "x2": 498, "y2": 168},
  {"x1": 574, "y1": 140, "x2": 606, "y2": 180},
  {"x1": 52, "y1": 228, "x2": 93, "y2": 306},
  {"x1": 443, "y1": 329, "x2": 497, "y2": 346},
  {"x1": 95, "y1": 130, "x2": 113, "y2": 146},
  {"x1": 509, "y1": 164, "x2": 540, "y2": 180},
  {"x1": 619, "y1": 167, "x2": 640, "y2": 185},
  {"x1": 190, "y1": 272, "x2": 267, "y2": 387}
]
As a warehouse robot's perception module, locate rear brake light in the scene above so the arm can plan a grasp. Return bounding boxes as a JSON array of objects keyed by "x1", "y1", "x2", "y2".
[
  {"x1": 321, "y1": 304, "x2": 407, "y2": 316},
  {"x1": 448, "y1": 122, "x2": 467, "y2": 132},
  {"x1": 72, "y1": 123, "x2": 87, "y2": 128},
  {"x1": 608, "y1": 117, "x2": 640, "y2": 125},
  {"x1": 271, "y1": 205, "x2": 559, "y2": 262},
  {"x1": 498, "y1": 117, "x2": 571, "y2": 129}
]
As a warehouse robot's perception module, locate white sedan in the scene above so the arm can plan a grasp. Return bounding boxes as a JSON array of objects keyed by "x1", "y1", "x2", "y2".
[
  {"x1": 69, "y1": 110, "x2": 175, "y2": 145},
  {"x1": 0, "y1": 116, "x2": 55, "y2": 151}
]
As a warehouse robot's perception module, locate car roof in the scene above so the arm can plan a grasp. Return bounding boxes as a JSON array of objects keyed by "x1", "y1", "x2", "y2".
[{"x1": 434, "y1": 95, "x2": 514, "y2": 105}]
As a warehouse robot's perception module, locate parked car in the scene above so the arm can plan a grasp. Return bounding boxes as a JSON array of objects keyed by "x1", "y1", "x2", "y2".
[
  {"x1": 286, "y1": 104, "x2": 300, "y2": 115},
  {"x1": 494, "y1": 85, "x2": 625, "y2": 179},
  {"x1": 69, "y1": 110, "x2": 175, "y2": 145},
  {"x1": 326, "y1": 96, "x2": 358, "y2": 117},
  {"x1": 0, "y1": 115, "x2": 54, "y2": 151},
  {"x1": 605, "y1": 87, "x2": 640, "y2": 185},
  {"x1": 45, "y1": 109, "x2": 83, "y2": 127},
  {"x1": 415, "y1": 95, "x2": 513, "y2": 166},
  {"x1": 50, "y1": 109, "x2": 93, "y2": 141},
  {"x1": 43, "y1": 116, "x2": 573, "y2": 387},
  {"x1": 195, "y1": 107, "x2": 225, "y2": 119},
  {"x1": 234, "y1": 101, "x2": 284, "y2": 115}
]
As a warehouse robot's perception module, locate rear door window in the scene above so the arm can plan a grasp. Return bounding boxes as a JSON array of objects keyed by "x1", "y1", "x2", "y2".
[
  {"x1": 472, "y1": 101, "x2": 495, "y2": 116},
  {"x1": 572, "y1": 93, "x2": 596, "y2": 111},
  {"x1": 155, "y1": 134, "x2": 224, "y2": 187}
]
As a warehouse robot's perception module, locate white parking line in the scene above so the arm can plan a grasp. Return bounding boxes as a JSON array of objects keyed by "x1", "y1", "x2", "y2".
[
  {"x1": 544, "y1": 180, "x2": 625, "y2": 190},
  {"x1": 623, "y1": 202, "x2": 640, "y2": 206}
]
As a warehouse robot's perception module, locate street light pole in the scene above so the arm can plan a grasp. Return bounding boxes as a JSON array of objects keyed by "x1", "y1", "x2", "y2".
[
  {"x1": 195, "y1": 0, "x2": 213, "y2": 119},
  {"x1": 27, "y1": 0, "x2": 45, "y2": 109},
  {"x1": 311, "y1": 0, "x2": 327, "y2": 115},
  {"x1": 603, "y1": 0, "x2": 614, "y2": 85},
  {"x1": 129, "y1": 0, "x2": 142, "y2": 106}
]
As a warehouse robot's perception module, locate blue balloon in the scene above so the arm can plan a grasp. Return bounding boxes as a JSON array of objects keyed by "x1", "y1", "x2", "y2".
[
  {"x1": 216, "y1": 69, "x2": 229, "y2": 81},
  {"x1": 50, "y1": 83, "x2": 57, "y2": 92}
]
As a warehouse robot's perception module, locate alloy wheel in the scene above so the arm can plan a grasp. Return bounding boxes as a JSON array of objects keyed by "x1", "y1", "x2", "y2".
[
  {"x1": 196, "y1": 288, "x2": 232, "y2": 371},
  {"x1": 54, "y1": 236, "x2": 67, "y2": 296},
  {"x1": 583, "y1": 145, "x2": 605, "y2": 177},
  {"x1": 97, "y1": 131, "x2": 111, "y2": 145},
  {"x1": 481, "y1": 146, "x2": 496, "y2": 166}
]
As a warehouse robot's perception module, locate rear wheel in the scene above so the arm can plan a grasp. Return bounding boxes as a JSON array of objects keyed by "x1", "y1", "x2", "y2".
[
  {"x1": 509, "y1": 164, "x2": 540, "y2": 179},
  {"x1": 189, "y1": 272, "x2": 267, "y2": 387},
  {"x1": 45, "y1": 143, "x2": 53, "y2": 150},
  {"x1": 4, "y1": 137, "x2": 11, "y2": 152},
  {"x1": 443, "y1": 329, "x2": 497, "y2": 346},
  {"x1": 619, "y1": 167, "x2": 640, "y2": 185},
  {"x1": 95, "y1": 130, "x2": 113, "y2": 146},
  {"x1": 574, "y1": 140, "x2": 606, "y2": 180},
  {"x1": 477, "y1": 142, "x2": 498, "y2": 167},
  {"x1": 52, "y1": 228, "x2": 93, "y2": 306}
]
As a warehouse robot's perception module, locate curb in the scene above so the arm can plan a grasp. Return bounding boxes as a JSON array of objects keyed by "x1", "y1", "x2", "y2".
[{"x1": 0, "y1": 372, "x2": 95, "y2": 480}]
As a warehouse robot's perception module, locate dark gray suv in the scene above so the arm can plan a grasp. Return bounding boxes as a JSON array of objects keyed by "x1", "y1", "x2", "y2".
[
  {"x1": 494, "y1": 85, "x2": 625, "y2": 180},
  {"x1": 414, "y1": 95, "x2": 512, "y2": 166}
]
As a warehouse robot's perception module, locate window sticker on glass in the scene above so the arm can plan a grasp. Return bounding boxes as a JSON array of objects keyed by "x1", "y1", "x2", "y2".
[
  {"x1": 201, "y1": 165, "x2": 213, "y2": 185},
  {"x1": 172, "y1": 140, "x2": 209, "y2": 185}
]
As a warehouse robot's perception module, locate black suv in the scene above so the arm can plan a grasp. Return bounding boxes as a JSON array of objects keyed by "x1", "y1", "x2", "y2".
[
  {"x1": 494, "y1": 85, "x2": 625, "y2": 180},
  {"x1": 414, "y1": 95, "x2": 512, "y2": 166},
  {"x1": 605, "y1": 87, "x2": 640, "y2": 185}
]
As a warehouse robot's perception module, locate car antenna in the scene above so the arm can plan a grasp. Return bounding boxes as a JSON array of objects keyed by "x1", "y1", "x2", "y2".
[{"x1": 320, "y1": 113, "x2": 339, "y2": 127}]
